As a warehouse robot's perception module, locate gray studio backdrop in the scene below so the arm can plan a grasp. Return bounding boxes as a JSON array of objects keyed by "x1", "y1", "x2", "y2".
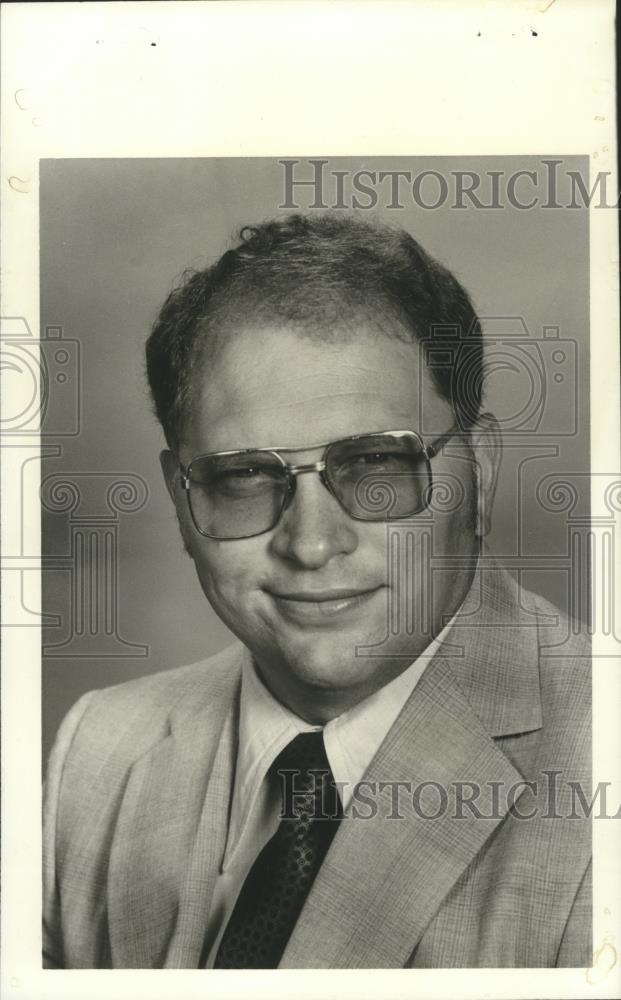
[{"x1": 41, "y1": 156, "x2": 589, "y2": 765}]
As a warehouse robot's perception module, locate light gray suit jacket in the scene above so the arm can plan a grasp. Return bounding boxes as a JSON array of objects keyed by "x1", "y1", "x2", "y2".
[{"x1": 43, "y1": 558, "x2": 591, "y2": 968}]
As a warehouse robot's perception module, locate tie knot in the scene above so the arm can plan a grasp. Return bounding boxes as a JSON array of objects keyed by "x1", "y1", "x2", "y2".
[
  {"x1": 273, "y1": 730, "x2": 329, "y2": 774},
  {"x1": 271, "y1": 731, "x2": 341, "y2": 822}
]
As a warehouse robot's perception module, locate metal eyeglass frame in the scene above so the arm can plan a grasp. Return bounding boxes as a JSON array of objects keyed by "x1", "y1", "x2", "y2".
[{"x1": 179, "y1": 425, "x2": 460, "y2": 540}]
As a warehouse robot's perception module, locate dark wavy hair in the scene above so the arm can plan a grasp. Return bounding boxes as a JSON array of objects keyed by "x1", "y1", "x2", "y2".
[{"x1": 146, "y1": 213, "x2": 483, "y2": 450}]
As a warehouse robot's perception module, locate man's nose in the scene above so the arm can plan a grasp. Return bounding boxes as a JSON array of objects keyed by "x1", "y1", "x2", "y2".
[{"x1": 269, "y1": 472, "x2": 358, "y2": 568}]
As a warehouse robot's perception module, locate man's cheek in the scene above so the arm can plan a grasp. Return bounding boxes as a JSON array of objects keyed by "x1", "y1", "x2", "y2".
[
  {"x1": 175, "y1": 509, "x2": 197, "y2": 556},
  {"x1": 200, "y1": 561, "x2": 253, "y2": 611}
]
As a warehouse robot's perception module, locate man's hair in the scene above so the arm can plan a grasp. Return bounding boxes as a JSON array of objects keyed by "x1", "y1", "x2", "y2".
[{"x1": 146, "y1": 213, "x2": 483, "y2": 450}]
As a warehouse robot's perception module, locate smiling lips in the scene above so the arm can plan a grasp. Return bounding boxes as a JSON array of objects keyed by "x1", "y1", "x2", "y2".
[{"x1": 268, "y1": 586, "x2": 384, "y2": 623}]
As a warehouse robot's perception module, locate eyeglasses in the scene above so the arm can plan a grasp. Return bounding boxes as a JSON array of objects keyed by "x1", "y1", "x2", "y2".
[{"x1": 179, "y1": 426, "x2": 459, "y2": 540}]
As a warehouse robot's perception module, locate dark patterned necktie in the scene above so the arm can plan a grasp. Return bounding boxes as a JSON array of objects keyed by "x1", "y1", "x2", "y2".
[{"x1": 213, "y1": 730, "x2": 343, "y2": 968}]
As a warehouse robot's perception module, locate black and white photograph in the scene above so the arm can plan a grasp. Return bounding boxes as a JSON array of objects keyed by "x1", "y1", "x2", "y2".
[
  {"x1": 2, "y1": 4, "x2": 619, "y2": 1000},
  {"x1": 40, "y1": 155, "x2": 596, "y2": 971}
]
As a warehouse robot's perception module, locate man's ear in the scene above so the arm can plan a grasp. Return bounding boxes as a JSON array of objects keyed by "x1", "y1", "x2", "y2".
[
  {"x1": 160, "y1": 449, "x2": 180, "y2": 504},
  {"x1": 468, "y1": 413, "x2": 502, "y2": 538}
]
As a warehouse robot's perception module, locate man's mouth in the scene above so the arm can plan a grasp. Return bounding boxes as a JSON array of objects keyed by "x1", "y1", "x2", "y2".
[{"x1": 266, "y1": 586, "x2": 384, "y2": 623}]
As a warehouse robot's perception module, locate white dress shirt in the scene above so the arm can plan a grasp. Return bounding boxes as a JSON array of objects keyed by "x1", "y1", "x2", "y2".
[{"x1": 202, "y1": 616, "x2": 458, "y2": 966}]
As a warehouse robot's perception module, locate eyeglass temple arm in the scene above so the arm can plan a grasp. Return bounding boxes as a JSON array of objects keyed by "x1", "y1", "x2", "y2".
[{"x1": 425, "y1": 425, "x2": 462, "y2": 459}]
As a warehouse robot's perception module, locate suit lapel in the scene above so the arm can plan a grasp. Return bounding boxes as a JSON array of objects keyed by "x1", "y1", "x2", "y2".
[
  {"x1": 281, "y1": 554, "x2": 544, "y2": 968},
  {"x1": 107, "y1": 653, "x2": 242, "y2": 968}
]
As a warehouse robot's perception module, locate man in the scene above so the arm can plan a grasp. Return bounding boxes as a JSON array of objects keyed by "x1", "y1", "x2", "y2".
[{"x1": 43, "y1": 213, "x2": 591, "y2": 968}]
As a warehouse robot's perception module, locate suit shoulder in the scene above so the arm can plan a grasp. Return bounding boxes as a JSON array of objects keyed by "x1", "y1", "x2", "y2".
[
  {"x1": 55, "y1": 642, "x2": 244, "y2": 768},
  {"x1": 528, "y1": 589, "x2": 591, "y2": 661},
  {"x1": 89, "y1": 640, "x2": 245, "y2": 712}
]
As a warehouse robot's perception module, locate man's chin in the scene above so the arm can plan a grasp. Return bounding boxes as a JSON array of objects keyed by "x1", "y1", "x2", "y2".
[{"x1": 273, "y1": 639, "x2": 391, "y2": 699}]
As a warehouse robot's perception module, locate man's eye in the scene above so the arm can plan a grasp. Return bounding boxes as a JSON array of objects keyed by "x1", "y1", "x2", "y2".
[
  {"x1": 218, "y1": 466, "x2": 272, "y2": 486},
  {"x1": 225, "y1": 466, "x2": 262, "y2": 479},
  {"x1": 354, "y1": 451, "x2": 403, "y2": 466},
  {"x1": 212, "y1": 466, "x2": 277, "y2": 495}
]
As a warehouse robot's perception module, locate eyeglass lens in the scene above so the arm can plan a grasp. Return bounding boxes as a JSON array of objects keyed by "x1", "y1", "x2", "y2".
[
  {"x1": 187, "y1": 433, "x2": 431, "y2": 539},
  {"x1": 326, "y1": 434, "x2": 430, "y2": 519}
]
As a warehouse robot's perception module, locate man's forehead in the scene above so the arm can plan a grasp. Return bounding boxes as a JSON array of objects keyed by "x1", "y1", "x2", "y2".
[
  {"x1": 203, "y1": 314, "x2": 424, "y2": 382},
  {"x1": 184, "y1": 321, "x2": 452, "y2": 454}
]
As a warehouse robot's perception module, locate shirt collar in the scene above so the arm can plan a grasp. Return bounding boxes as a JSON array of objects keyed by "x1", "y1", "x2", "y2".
[{"x1": 223, "y1": 610, "x2": 460, "y2": 870}]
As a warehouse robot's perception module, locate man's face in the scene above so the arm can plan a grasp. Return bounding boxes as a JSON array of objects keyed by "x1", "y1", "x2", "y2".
[{"x1": 164, "y1": 321, "x2": 486, "y2": 723}]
